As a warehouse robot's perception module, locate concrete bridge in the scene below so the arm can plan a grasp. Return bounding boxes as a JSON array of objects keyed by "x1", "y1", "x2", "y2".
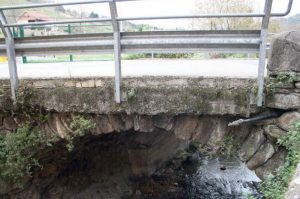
[
  {"x1": 0, "y1": 31, "x2": 299, "y2": 198},
  {"x1": 0, "y1": 0, "x2": 299, "y2": 198}
]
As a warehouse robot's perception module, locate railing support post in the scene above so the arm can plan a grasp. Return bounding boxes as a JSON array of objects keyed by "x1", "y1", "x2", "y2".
[
  {"x1": 109, "y1": 0, "x2": 122, "y2": 103},
  {"x1": 0, "y1": 10, "x2": 18, "y2": 101},
  {"x1": 257, "y1": 0, "x2": 273, "y2": 107}
]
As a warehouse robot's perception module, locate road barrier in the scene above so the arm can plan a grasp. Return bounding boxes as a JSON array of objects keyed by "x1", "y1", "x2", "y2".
[{"x1": 0, "y1": 0, "x2": 294, "y2": 106}]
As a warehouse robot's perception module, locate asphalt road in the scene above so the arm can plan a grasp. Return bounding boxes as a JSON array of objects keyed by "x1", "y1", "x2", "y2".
[{"x1": 0, "y1": 59, "x2": 265, "y2": 79}]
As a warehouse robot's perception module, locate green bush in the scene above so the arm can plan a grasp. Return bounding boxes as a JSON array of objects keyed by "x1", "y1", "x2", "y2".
[
  {"x1": 126, "y1": 88, "x2": 136, "y2": 101},
  {"x1": 276, "y1": 72, "x2": 296, "y2": 84},
  {"x1": 66, "y1": 115, "x2": 93, "y2": 151},
  {"x1": 0, "y1": 124, "x2": 42, "y2": 185},
  {"x1": 70, "y1": 115, "x2": 93, "y2": 137},
  {"x1": 259, "y1": 121, "x2": 300, "y2": 199}
]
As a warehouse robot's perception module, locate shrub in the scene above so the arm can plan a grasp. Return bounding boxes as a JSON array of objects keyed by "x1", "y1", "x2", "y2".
[
  {"x1": 70, "y1": 115, "x2": 93, "y2": 137},
  {"x1": 276, "y1": 72, "x2": 296, "y2": 84},
  {"x1": 0, "y1": 124, "x2": 42, "y2": 185},
  {"x1": 66, "y1": 115, "x2": 93, "y2": 151}
]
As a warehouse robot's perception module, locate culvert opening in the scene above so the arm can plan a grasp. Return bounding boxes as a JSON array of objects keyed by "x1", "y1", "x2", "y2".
[
  {"x1": 1, "y1": 114, "x2": 266, "y2": 199},
  {"x1": 13, "y1": 130, "x2": 188, "y2": 199}
]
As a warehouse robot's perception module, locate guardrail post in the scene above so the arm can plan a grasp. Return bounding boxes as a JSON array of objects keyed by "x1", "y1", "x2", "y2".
[
  {"x1": 19, "y1": 26, "x2": 27, "y2": 64},
  {"x1": 257, "y1": 0, "x2": 273, "y2": 107},
  {"x1": 0, "y1": 10, "x2": 18, "y2": 101},
  {"x1": 67, "y1": 24, "x2": 74, "y2": 62},
  {"x1": 109, "y1": 0, "x2": 122, "y2": 103}
]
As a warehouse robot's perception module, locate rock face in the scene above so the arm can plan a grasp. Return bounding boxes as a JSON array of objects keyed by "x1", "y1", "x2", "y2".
[
  {"x1": 238, "y1": 127, "x2": 266, "y2": 162},
  {"x1": 246, "y1": 141, "x2": 276, "y2": 170},
  {"x1": 277, "y1": 111, "x2": 300, "y2": 131},
  {"x1": 255, "y1": 150, "x2": 286, "y2": 180},
  {"x1": 268, "y1": 31, "x2": 300, "y2": 72},
  {"x1": 263, "y1": 124, "x2": 287, "y2": 140}
]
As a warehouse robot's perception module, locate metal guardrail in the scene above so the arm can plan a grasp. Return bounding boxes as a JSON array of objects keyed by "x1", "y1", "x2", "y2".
[
  {"x1": 0, "y1": 0, "x2": 294, "y2": 106},
  {"x1": 0, "y1": 30, "x2": 262, "y2": 55}
]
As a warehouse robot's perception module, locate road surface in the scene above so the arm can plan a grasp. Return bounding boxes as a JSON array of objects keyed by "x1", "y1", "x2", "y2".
[{"x1": 0, "y1": 59, "x2": 265, "y2": 79}]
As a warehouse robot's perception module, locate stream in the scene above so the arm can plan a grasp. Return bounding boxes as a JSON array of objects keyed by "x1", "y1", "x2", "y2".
[
  {"x1": 132, "y1": 152, "x2": 261, "y2": 199},
  {"x1": 7, "y1": 131, "x2": 262, "y2": 199}
]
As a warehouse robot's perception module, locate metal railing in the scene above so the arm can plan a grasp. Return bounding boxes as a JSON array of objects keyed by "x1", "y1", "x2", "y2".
[{"x1": 0, "y1": 0, "x2": 294, "y2": 106}]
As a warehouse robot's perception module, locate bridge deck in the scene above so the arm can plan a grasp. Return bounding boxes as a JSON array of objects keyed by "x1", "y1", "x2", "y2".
[{"x1": 0, "y1": 59, "x2": 265, "y2": 79}]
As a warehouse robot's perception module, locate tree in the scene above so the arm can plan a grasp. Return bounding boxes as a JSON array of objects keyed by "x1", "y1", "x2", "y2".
[
  {"x1": 191, "y1": 0, "x2": 259, "y2": 30},
  {"x1": 89, "y1": 11, "x2": 99, "y2": 19},
  {"x1": 55, "y1": 6, "x2": 66, "y2": 13}
]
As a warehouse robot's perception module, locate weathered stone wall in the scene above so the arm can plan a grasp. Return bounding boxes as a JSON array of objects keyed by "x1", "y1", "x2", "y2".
[
  {"x1": 0, "y1": 77, "x2": 258, "y2": 117},
  {"x1": 267, "y1": 31, "x2": 300, "y2": 110},
  {"x1": 267, "y1": 31, "x2": 300, "y2": 199}
]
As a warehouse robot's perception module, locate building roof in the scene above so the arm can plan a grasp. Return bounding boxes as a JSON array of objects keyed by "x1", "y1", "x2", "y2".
[{"x1": 17, "y1": 11, "x2": 53, "y2": 22}]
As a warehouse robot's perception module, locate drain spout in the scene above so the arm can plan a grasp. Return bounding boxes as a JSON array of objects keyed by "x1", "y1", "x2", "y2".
[{"x1": 228, "y1": 110, "x2": 283, "y2": 126}]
